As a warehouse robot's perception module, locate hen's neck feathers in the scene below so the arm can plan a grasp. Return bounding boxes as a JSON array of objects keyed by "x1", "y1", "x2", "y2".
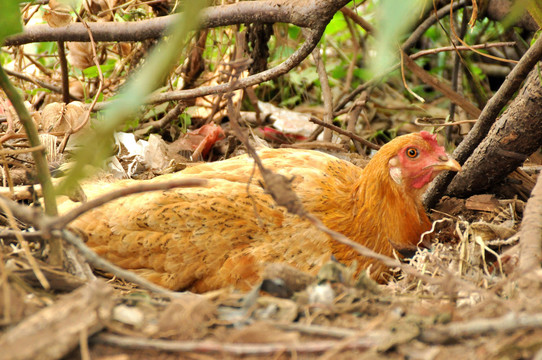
[{"x1": 322, "y1": 142, "x2": 431, "y2": 264}]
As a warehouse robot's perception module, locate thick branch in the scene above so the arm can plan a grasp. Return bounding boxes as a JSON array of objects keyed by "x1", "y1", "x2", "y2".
[
  {"x1": 425, "y1": 33, "x2": 542, "y2": 208},
  {"x1": 5, "y1": 0, "x2": 350, "y2": 46},
  {"x1": 446, "y1": 69, "x2": 542, "y2": 197}
]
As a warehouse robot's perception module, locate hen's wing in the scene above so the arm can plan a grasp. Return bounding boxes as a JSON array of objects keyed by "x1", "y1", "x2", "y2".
[{"x1": 60, "y1": 148, "x2": 363, "y2": 291}]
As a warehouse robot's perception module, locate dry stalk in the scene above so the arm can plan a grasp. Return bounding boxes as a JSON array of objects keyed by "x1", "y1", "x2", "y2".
[{"x1": 0, "y1": 201, "x2": 50, "y2": 290}]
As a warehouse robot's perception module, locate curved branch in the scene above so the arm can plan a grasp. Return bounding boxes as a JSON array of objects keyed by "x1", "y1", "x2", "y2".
[
  {"x1": 5, "y1": 0, "x2": 350, "y2": 46},
  {"x1": 93, "y1": 26, "x2": 326, "y2": 110}
]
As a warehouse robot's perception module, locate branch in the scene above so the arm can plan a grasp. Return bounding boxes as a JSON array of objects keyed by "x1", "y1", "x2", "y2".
[
  {"x1": 5, "y1": 0, "x2": 350, "y2": 46},
  {"x1": 93, "y1": 333, "x2": 379, "y2": 355},
  {"x1": 419, "y1": 312, "x2": 542, "y2": 344},
  {"x1": 309, "y1": 116, "x2": 380, "y2": 150},
  {"x1": 92, "y1": 26, "x2": 326, "y2": 110},
  {"x1": 424, "y1": 32, "x2": 542, "y2": 208},
  {"x1": 312, "y1": 44, "x2": 334, "y2": 142}
]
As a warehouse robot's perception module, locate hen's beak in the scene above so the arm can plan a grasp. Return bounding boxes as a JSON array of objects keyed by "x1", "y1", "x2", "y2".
[{"x1": 430, "y1": 156, "x2": 461, "y2": 172}]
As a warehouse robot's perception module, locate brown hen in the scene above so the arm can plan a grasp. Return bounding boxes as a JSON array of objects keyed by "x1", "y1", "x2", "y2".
[{"x1": 60, "y1": 131, "x2": 460, "y2": 292}]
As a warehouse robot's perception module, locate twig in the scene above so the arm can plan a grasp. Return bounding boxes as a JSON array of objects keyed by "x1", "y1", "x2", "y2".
[
  {"x1": 47, "y1": 178, "x2": 208, "y2": 231},
  {"x1": 57, "y1": 41, "x2": 70, "y2": 104},
  {"x1": 449, "y1": 0, "x2": 517, "y2": 64},
  {"x1": 419, "y1": 312, "x2": 542, "y2": 344},
  {"x1": 414, "y1": 118, "x2": 476, "y2": 127},
  {"x1": 273, "y1": 322, "x2": 358, "y2": 338},
  {"x1": 446, "y1": 7, "x2": 469, "y2": 141},
  {"x1": 93, "y1": 333, "x2": 379, "y2": 355},
  {"x1": 93, "y1": 26, "x2": 326, "y2": 111},
  {"x1": 6, "y1": 1, "x2": 350, "y2": 45},
  {"x1": 3, "y1": 68, "x2": 71, "y2": 96},
  {"x1": 409, "y1": 42, "x2": 516, "y2": 60},
  {"x1": 340, "y1": 6, "x2": 374, "y2": 33},
  {"x1": 0, "y1": 200, "x2": 50, "y2": 290},
  {"x1": 312, "y1": 44, "x2": 334, "y2": 142},
  {"x1": 143, "y1": 102, "x2": 188, "y2": 130},
  {"x1": 401, "y1": 49, "x2": 481, "y2": 119},
  {"x1": 309, "y1": 116, "x2": 380, "y2": 150},
  {"x1": 61, "y1": 9, "x2": 105, "y2": 149},
  {"x1": 0, "y1": 144, "x2": 45, "y2": 156}
]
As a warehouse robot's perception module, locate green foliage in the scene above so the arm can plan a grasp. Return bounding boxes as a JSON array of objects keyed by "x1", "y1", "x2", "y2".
[
  {"x1": 0, "y1": 51, "x2": 11, "y2": 66},
  {"x1": 25, "y1": 87, "x2": 52, "y2": 96},
  {"x1": 83, "y1": 59, "x2": 117, "y2": 78},
  {"x1": 0, "y1": 0, "x2": 22, "y2": 45},
  {"x1": 288, "y1": 26, "x2": 301, "y2": 40},
  {"x1": 178, "y1": 112, "x2": 191, "y2": 133},
  {"x1": 371, "y1": 0, "x2": 428, "y2": 77}
]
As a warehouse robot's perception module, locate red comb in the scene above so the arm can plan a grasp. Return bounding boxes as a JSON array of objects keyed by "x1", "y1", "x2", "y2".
[{"x1": 420, "y1": 131, "x2": 439, "y2": 148}]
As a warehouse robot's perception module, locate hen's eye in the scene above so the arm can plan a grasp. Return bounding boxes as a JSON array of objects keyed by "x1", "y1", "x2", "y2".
[{"x1": 406, "y1": 147, "x2": 419, "y2": 158}]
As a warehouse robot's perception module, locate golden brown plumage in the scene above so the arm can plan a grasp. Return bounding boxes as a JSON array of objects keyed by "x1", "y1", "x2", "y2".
[{"x1": 60, "y1": 131, "x2": 460, "y2": 292}]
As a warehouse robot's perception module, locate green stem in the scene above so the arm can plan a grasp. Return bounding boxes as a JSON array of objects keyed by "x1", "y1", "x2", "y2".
[{"x1": 0, "y1": 65, "x2": 62, "y2": 265}]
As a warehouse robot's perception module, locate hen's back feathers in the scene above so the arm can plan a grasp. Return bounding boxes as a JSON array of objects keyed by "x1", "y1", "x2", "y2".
[{"x1": 61, "y1": 133, "x2": 459, "y2": 292}]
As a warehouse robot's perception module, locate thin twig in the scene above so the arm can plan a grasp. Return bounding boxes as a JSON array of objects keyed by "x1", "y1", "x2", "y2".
[
  {"x1": 93, "y1": 26, "x2": 327, "y2": 111},
  {"x1": 57, "y1": 41, "x2": 70, "y2": 104},
  {"x1": 420, "y1": 312, "x2": 542, "y2": 344},
  {"x1": 312, "y1": 44, "x2": 334, "y2": 142},
  {"x1": 93, "y1": 333, "x2": 378, "y2": 355},
  {"x1": 309, "y1": 116, "x2": 380, "y2": 150},
  {"x1": 340, "y1": 6, "x2": 374, "y2": 33},
  {"x1": 410, "y1": 42, "x2": 516, "y2": 60},
  {"x1": 0, "y1": 200, "x2": 50, "y2": 290},
  {"x1": 334, "y1": 0, "x2": 468, "y2": 113}
]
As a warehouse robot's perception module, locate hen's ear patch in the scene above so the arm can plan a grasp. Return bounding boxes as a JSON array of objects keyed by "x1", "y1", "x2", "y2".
[{"x1": 389, "y1": 158, "x2": 402, "y2": 184}]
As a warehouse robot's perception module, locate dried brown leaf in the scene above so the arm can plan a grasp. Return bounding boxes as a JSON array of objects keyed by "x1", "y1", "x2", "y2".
[
  {"x1": 44, "y1": 0, "x2": 72, "y2": 28},
  {"x1": 67, "y1": 42, "x2": 95, "y2": 70},
  {"x1": 40, "y1": 101, "x2": 86, "y2": 133}
]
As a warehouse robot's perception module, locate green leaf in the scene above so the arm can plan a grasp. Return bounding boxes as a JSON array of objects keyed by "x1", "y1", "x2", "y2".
[
  {"x1": 288, "y1": 26, "x2": 300, "y2": 40},
  {"x1": 0, "y1": 0, "x2": 23, "y2": 45},
  {"x1": 82, "y1": 61, "x2": 116, "y2": 78},
  {"x1": 331, "y1": 65, "x2": 347, "y2": 80},
  {"x1": 370, "y1": 0, "x2": 428, "y2": 77}
]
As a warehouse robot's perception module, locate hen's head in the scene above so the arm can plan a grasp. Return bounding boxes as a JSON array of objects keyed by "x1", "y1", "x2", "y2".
[{"x1": 380, "y1": 131, "x2": 461, "y2": 191}]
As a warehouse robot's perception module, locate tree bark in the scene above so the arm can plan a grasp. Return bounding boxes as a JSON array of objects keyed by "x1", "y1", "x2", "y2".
[{"x1": 446, "y1": 69, "x2": 542, "y2": 197}]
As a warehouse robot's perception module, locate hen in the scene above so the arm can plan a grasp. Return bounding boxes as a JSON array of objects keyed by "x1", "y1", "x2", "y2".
[{"x1": 60, "y1": 131, "x2": 460, "y2": 292}]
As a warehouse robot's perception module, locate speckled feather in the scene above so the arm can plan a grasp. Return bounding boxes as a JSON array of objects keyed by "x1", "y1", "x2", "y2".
[{"x1": 60, "y1": 132, "x2": 456, "y2": 292}]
